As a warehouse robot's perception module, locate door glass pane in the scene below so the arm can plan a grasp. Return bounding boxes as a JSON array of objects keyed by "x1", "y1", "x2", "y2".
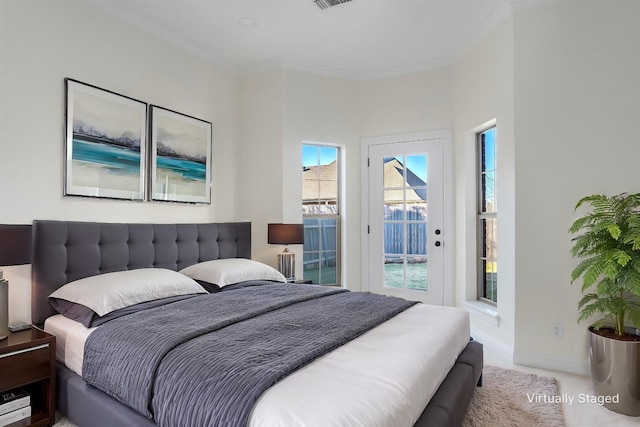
[
  {"x1": 406, "y1": 200, "x2": 427, "y2": 221},
  {"x1": 384, "y1": 223, "x2": 403, "y2": 255},
  {"x1": 406, "y1": 223, "x2": 427, "y2": 255},
  {"x1": 384, "y1": 189, "x2": 404, "y2": 220},
  {"x1": 384, "y1": 256, "x2": 403, "y2": 289},
  {"x1": 383, "y1": 157, "x2": 404, "y2": 187},
  {"x1": 406, "y1": 257, "x2": 427, "y2": 291},
  {"x1": 405, "y1": 154, "x2": 427, "y2": 185},
  {"x1": 382, "y1": 152, "x2": 429, "y2": 291}
]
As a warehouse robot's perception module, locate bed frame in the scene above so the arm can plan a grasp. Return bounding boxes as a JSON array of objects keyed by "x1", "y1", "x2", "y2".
[{"x1": 30, "y1": 220, "x2": 482, "y2": 427}]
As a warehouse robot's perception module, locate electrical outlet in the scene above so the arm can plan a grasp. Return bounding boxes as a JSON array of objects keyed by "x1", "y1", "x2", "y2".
[{"x1": 552, "y1": 322, "x2": 563, "y2": 339}]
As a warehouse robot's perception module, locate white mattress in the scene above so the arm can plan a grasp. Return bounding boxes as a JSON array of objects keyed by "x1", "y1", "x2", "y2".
[{"x1": 45, "y1": 303, "x2": 470, "y2": 427}]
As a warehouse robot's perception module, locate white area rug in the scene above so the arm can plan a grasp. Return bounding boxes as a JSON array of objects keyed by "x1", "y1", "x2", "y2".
[
  {"x1": 463, "y1": 365, "x2": 564, "y2": 427},
  {"x1": 55, "y1": 365, "x2": 564, "y2": 427}
]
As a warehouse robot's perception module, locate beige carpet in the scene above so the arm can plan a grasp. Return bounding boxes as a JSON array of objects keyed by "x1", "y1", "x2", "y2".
[
  {"x1": 56, "y1": 365, "x2": 564, "y2": 427},
  {"x1": 463, "y1": 365, "x2": 564, "y2": 427}
]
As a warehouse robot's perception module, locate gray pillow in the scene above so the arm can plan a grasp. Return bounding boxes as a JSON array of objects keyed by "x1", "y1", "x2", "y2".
[{"x1": 50, "y1": 294, "x2": 200, "y2": 328}]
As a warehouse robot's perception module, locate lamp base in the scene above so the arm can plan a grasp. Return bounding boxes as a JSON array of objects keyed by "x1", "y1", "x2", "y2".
[
  {"x1": 278, "y1": 251, "x2": 295, "y2": 281},
  {"x1": 0, "y1": 279, "x2": 7, "y2": 334}
]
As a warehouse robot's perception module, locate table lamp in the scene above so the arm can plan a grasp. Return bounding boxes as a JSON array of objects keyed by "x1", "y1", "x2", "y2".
[
  {"x1": 0, "y1": 224, "x2": 32, "y2": 338},
  {"x1": 267, "y1": 223, "x2": 304, "y2": 282}
]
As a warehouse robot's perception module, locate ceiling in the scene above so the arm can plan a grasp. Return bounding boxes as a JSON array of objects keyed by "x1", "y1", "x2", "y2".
[{"x1": 87, "y1": 0, "x2": 527, "y2": 80}]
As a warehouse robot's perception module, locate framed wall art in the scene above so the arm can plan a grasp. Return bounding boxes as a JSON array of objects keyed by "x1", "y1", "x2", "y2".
[
  {"x1": 64, "y1": 78, "x2": 147, "y2": 200},
  {"x1": 149, "y1": 105, "x2": 212, "y2": 204}
]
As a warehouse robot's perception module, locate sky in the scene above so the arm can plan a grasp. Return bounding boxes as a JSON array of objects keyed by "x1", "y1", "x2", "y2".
[{"x1": 302, "y1": 144, "x2": 336, "y2": 167}]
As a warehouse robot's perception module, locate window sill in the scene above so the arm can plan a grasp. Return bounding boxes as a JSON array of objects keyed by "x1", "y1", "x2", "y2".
[{"x1": 461, "y1": 300, "x2": 500, "y2": 326}]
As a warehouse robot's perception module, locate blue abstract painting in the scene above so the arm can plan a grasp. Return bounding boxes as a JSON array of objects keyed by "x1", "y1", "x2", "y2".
[
  {"x1": 150, "y1": 106, "x2": 212, "y2": 204},
  {"x1": 65, "y1": 79, "x2": 147, "y2": 200}
]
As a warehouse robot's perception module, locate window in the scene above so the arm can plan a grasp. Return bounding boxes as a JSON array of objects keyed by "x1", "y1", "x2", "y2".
[
  {"x1": 302, "y1": 144, "x2": 340, "y2": 286},
  {"x1": 477, "y1": 127, "x2": 497, "y2": 304}
]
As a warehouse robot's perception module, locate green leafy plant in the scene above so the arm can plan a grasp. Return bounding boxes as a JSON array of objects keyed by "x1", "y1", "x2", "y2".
[{"x1": 569, "y1": 193, "x2": 640, "y2": 337}]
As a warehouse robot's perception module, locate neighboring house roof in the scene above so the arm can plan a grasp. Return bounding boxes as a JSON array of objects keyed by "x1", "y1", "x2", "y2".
[
  {"x1": 382, "y1": 158, "x2": 427, "y2": 203},
  {"x1": 303, "y1": 161, "x2": 338, "y2": 204},
  {"x1": 302, "y1": 158, "x2": 426, "y2": 204}
]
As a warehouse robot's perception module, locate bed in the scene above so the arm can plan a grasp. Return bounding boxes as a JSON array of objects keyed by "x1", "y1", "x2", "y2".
[{"x1": 30, "y1": 220, "x2": 482, "y2": 427}]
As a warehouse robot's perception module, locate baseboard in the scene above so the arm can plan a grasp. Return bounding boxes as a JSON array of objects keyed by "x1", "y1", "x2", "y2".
[
  {"x1": 513, "y1": 350, "x2": 589, "y2": 376},
  {"x1": 470, "y1": 328, "x2": 590, "y2": 376},
  {"x1": 470, "y1": 327, "x2": 513, "y2": 362}
]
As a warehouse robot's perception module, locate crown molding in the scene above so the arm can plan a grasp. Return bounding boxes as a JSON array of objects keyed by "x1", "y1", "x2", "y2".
[
  {"x1": 510, "y1": 0, "x2": 560, "y2": 11},
  {"x1": 241, "y1": 58, "x2": 364, "y2": 81},
  {"x1": 356, "y1": 56, "x2": 455, "y2": 81},
  {"x1": 241, "y1": 57, "x2": 456, "y2": 82}
]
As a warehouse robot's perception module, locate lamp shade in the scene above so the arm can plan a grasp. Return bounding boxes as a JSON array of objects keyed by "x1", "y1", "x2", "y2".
[
  {"x1": 267, "y1": 223, "x2": 304, "y2": 245},
  {"x1": 0, "y1": 224, "x2": 32, "y2": 266}
]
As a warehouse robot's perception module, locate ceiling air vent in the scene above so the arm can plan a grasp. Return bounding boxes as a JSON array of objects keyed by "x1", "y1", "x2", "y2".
[{"x1": 314, "y1": 0, "x2": 352, "y2": 9}]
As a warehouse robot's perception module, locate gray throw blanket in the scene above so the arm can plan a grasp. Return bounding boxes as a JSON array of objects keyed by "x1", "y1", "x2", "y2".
[{"x1": 83, "y1": 282, "x2": 417, "y2": 427}]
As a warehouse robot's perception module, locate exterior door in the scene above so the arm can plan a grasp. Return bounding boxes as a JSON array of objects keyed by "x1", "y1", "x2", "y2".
[{"x1": 363, "y1": 131, "x2": 449, "y2": 305}]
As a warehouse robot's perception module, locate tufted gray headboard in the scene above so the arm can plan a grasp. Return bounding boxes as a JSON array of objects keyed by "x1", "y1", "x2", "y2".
[{"x1": 31, "y1": 220, "x2": 251, "y2": 326}]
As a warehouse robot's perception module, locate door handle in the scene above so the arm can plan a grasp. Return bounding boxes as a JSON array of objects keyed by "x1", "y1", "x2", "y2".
[{"x1": 435, "y1": 241, "x2": 442, "y2": 247}]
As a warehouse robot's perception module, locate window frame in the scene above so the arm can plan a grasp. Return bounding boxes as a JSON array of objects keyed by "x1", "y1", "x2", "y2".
[
  {"x1": 302, "y1": 143, "x2": 342, "y2": 286},
  {"x1": 476, "y1": 127, "x2": 497, "y2": 305}
]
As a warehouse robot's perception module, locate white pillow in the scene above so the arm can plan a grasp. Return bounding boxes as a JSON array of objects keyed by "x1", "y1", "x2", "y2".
[
  {"x1": 179, "y1": 258, "x2": 287, "y2": 287},
  {"x1": 49, "y1": 268, "x2": 207, "y2": 316}
]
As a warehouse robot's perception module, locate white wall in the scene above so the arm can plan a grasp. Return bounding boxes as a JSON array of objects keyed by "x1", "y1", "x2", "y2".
[
  {"x1": 512, "y1": 0, "x2": 640, "y2": 373},
  {"x1": 360, "y1": 69, "x2": 453, "y2": 138},
  {"x1": 0, "y1": 0, "x2": 240, "y2": 322},
  {"x1": 238, "y1": 69, "x2": 285, "y2": 267},
  {"x1": 453, "y1": 16, "x2": 516, "y2": 354}
]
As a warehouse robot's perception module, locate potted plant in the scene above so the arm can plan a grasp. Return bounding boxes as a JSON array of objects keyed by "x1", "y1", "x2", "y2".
[{"x1": 569, "y1": 193, "x2": 640, "y2": 416}]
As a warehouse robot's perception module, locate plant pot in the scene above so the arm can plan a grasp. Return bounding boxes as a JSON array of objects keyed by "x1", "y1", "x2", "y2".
[{"x1": 589, "y1": 326, "x2": 640, "y2": 416}]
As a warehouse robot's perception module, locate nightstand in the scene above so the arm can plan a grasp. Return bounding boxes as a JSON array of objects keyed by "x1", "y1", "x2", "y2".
[
  {"x1": 0, "y1": 328, "x2": 55, "y2": 427},
  {"x1": 294, "y1": 279, "x2": 313, "y2": 284}
]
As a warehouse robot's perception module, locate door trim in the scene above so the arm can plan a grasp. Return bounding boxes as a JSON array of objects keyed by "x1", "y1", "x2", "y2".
[{"x1": 361, "y1": 129, "x2": 453, "y2": 306}]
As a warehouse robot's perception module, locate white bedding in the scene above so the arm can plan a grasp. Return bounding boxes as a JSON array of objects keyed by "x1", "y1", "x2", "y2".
[{"x1": 45, "y1": 303, "x2": 470, "y2": 427}]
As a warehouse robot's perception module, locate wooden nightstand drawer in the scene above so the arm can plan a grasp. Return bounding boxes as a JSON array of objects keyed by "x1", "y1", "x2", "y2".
[
  {"x1": 0, "y1": 344, "x2": 50, "y2": 390},
  {"x1": 0, "y1": 329, "x2": 56, "y2": 427}
]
